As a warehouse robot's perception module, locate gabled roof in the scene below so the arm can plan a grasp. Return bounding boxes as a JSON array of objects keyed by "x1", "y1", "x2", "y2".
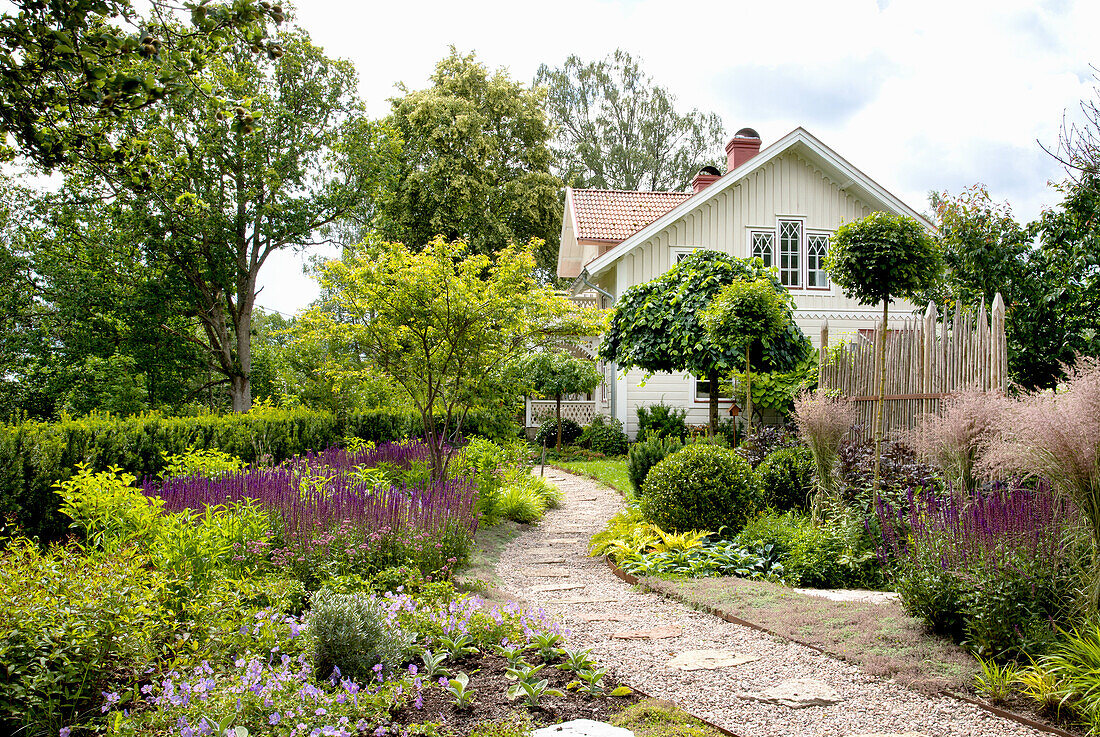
[
  {"x1": 578, "y1": 127, "x2": 934, "y2": 284},
  {"x1": 571, "y1": 188, "x2": 692, "y2": 242}
]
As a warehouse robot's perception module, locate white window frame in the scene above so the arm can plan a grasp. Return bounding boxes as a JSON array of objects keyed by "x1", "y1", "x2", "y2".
[
  {"x1": 806, "y1": 231, "x2": 831, "y2": 291},
  {"x1": 744, "y1": 218, "x2": 835, "y2": 294},
  {"x1": 691, "y1": 374, "x2": 735, "y2": 405},
  {"x1": 670, "y1": 245, "x2": 706, "y2": 266},
  {"x1": 777, "y1": 218, "x2": 803, "y2": 289},
  {"x1": 749, "y1": 230, "x2": 775, "y2": 269}
]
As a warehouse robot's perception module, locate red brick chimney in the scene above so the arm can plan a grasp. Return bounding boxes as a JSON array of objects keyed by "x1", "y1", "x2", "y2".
[
  {"x1": 725, "y1": 127, "x2": 762, "y2": 172},
  {"x1": 691, "y1": 165, "x2": 722, "y2": 194}
]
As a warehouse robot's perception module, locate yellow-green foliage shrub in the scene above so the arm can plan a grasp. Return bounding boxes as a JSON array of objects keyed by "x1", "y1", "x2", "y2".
[
  {"x1": 0, "y1": 539, "x2": 172, "y2": 735},
  {"x1": 162, "y1": 446, "x2": 245, "y2": 479}
]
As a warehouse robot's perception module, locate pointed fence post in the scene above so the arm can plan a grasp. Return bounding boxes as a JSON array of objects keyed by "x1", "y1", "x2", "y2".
[{"x1": 819, "y1": 318, "x2": 829, "y2": 390}]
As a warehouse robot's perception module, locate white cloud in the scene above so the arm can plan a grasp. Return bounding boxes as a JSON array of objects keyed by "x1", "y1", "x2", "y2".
[{"x1": 229, "y1": 0, "x2": 1100, "y2": 312}]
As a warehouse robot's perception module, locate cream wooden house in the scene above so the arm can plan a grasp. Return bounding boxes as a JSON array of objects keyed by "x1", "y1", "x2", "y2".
[{"x1": 527, "y1": 127, "x2": 933, "y2": 438}]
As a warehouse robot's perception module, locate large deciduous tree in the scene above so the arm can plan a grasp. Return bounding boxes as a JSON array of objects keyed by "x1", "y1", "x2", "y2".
[
  {"x1": 305, "y1": 238, "x2": 602, "y2": 480},
  {"x1": 0, "y1": 0, "x2": 283, "y2": 170},
  {"x1": 535, "y1": 49, "x2": 725, "y2": 192},
  {"x1": 378, "y1": 49, "x2": 562, "y2": 277},
  {"x1": 826, "y1": 212, "x2": 940, "y2": 493},
  {"x1": 79, "y1": 29, "x2": 397, "y2": 412},
  {"x1": 599, "y1": 251, "x2": 811, "y2": 434}
]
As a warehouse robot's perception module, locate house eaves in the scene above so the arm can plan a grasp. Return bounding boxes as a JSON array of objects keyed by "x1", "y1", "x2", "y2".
[{"x1": 581, "y1": 127, "x2": 935, "y2": 282}]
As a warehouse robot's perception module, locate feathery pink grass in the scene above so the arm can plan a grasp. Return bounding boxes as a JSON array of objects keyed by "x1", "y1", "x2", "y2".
[{"x1": 907, "y1": 387, "x2": 1009, "y2": 494}]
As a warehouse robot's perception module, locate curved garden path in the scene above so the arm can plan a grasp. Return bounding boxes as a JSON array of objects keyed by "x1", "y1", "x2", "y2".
[{"x1": 495, "y1": 469, "x2": 1046, "y2": 737}]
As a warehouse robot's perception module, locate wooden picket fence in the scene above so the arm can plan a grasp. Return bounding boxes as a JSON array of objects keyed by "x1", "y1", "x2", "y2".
[{"x1": 818, "y1": 294, "x2": 1007, "y2": 439}]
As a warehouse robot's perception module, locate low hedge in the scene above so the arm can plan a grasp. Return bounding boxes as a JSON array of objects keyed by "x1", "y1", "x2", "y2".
[{"x1": 0, "y1": 406, "x2": 515, "y2": 542}]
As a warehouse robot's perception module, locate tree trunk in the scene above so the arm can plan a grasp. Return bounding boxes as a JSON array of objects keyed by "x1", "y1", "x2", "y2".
[
  {"x1": 555, "y1": 394, "x2": 563, "y2": 452},
  {"x1": 708, "y1": 368, "x2": 719, "y2": 435},
  {"x1": 744, "y1": 345, "x2": 753, "y2": 437},
  {"x1": 230, "y1": 374, "x2": 252, "y2": 413},
  {"x1": 873, "y1": 300, "x2": 889, "y2": 497}
]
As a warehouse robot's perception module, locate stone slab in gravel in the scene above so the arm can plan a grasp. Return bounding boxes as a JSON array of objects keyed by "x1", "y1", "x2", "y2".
[
  {"x1": 522, "y1": 567, "x2": 574, "y2": 577},
  {"x1": 546, "y1": 537, "x2": 583, "y2": 544},
  {"x1": 532, "y1": 719, "x2": 634, "y2": 737},
  {"x1": 846, "y1": 733, "x2": 930, "y2": 737},
  {"x1": 499, "y1": 469, "x2": 1047, "y2": 737},
  {"x1": 532, "y1": 583, "x2": 585, "y2": 593},
  {"x1": 745, "y1": 678, "x2": 844, "y2": 708},
  {"x1": 666, "y1": 650, "x2": 759, "y2": 671},
  {"x1": 794, "y1": 588, "x2": 902, "y2": 605},
  {"x1": 612, "y1": 625, "x2": 683, "y2": 640}
]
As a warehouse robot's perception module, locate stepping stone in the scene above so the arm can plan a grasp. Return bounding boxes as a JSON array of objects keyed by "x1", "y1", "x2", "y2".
[
  {"x1": 577, "y1": 613, "x2": 629, "y2": 623},
  {"x1": 551, "y1": 597, "x2": 622, "y2": 605},
  {"x1": 574, "y1": 497, "x2": 598, "y2": 502},
  {"x1": 522, "y1": 567, "x2": 573, "y2": 577},
  {"x1": 846, "y1": 733, "x2": 929, "y2": 737},
  {"x1": 530, "y1": 558, "x2": 567, "y2": 565},
  {"x1": 532, "y1": 583, "x2": 585, "y2": 593},
  {"x1": 532, "y1": 719, "x2": 633, "y2": 737},
  {"x1": 666, "y1": 650, "x2": 759, "y2": 671},
  {"x1": 611, "y1": 625, "x2": 682, "y2": 640},
  {"x1": 546, "y1": 537, "x2": 582, "y2": 544},
  {"x1": 526, "y1": 547, "x2": 562, "y2": 556},
  {"x1": 744, "y1": 678, "x2": 843, "y2": 708}
]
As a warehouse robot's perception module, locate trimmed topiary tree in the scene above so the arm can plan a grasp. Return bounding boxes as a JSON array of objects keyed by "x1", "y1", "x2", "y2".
[
  {"x1": 827, "y1": 212, "x2": 940, "y2": 494},
  {"x1": 520, "y1": 351, "x2": 602, "y2": 451},
  {"x1": 639, "y1": 444, "x2": 760, "y2": 533},
  {"x1": 534, "y1": 417, "x2": 583, "y2": 448},
  {"x1": 756, "y1": 446, "x2": 814, "y2": 511}
]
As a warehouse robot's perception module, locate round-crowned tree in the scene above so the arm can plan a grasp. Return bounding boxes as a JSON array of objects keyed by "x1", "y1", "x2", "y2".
[
  {"x1": 827, "y1": 213, "x2": 940, "y2": 493},
  {"x1": 639, "y1": 444, "x2": 760, "y2": 533},
  {"x1": 520, "y1": 351, "x2": 602, "y2": 451}
]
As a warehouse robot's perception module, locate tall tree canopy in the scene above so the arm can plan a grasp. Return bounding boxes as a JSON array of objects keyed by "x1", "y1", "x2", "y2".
[
  {"x1": 0, "y1": 0, "x2": 282, "y2": 170},
  {"x1": 67, "y1": 28, "x2": 398, "y2": 413},
  {"x1": 535, "y1": 49, "x2": 725, "y2": 192},
  {"x1": 377, "y1": 49, "x2": 562, "y2": 277},
  {"x1": 599, "y1": 251, "x2": 811, "y2": 433}
]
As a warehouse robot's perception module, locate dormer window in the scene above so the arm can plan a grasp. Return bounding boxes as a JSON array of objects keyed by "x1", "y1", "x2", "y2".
[{"x1": 748, "y1": 219, "x2": 831, "y2": 291}]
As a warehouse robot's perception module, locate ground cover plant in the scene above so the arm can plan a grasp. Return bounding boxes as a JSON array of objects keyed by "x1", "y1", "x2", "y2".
[{"x1": 3, "y1": 435, "x2": 634, "y2": 737}]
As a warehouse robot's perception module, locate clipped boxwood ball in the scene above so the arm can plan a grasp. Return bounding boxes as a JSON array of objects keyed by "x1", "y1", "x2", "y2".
[
  {"x1": 534, "y1": 418, "x2": 583, "y2": 447},
  {"x1": 757, "y1": 446, "x2": 814, "y2": 511},
  {"x1": 639, "y1": 444, "x2": 761, "y2": 534}
]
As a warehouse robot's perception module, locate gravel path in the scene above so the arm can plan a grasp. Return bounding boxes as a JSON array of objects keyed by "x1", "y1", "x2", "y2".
[{"x1": 495, "y1": 469, "x2": 1047, "y2": 737}]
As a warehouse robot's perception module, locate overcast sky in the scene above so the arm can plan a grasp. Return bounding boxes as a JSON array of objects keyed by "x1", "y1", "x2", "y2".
[{"x1": 249, "y1": 0, "x2": 1099, "y2": 316}]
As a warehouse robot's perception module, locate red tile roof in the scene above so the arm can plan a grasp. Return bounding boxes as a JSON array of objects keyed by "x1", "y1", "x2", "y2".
[{"x1": 571, "y1": 189, "x2": 692, "y2": 242}]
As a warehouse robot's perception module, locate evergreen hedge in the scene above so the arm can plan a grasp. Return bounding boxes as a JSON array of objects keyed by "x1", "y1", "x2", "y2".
[{"x1": 0, "y1": 406, "x2": 515, "y2": 542}]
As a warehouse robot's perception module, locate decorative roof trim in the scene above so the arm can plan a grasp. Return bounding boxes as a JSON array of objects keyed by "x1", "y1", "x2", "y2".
[{"x1": 583, "y1": 127, "x2": 934, "y2": 279}]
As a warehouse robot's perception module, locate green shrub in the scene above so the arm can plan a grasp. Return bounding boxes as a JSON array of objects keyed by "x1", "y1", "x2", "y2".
[
  {"x1": 0, "y1": 405, "x2": 516, "y2": 542},
  {"x1": 162, "y1": 446, "x2": 245, "y2": 479},
  {"x1": 56, "y1": 464, "x2": 167, "y2": 549},
  {"x1": 581, "y1": 415, "x2": 629, "y2": 456},
  {"x1": 736, "y1": 510, "x2": 882, "y2": 589},
  {"x1": 534, "y1": 417, "x2": 583, "y2": 448},
  {"x1": 639, "y1": 445, "x2": 760, "y2": 534},
  {"x1": 756, "y1": 446, "x2": 814, "y2": 511},
  {"x1": 636, "y1": 403, "x2": 688, "y2": 440},
  {"x1": 307, "y1": 589, "x2": 413, "y2": 682},
  {"x1": 627, "y1": 435, "x2": 683, "y2": 494},
  {"x1": 0, "y1": 539, "x2": 172, "y2": 735}
]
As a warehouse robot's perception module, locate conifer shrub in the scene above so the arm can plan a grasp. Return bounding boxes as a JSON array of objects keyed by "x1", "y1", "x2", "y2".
[
  {"x1": 627, "y1": 434, "x2": 683, "y2": 494},
  {"x1": 636, "y1": 402, "x2": 688, "y2": 440},
  {"x1": 756, "y1": 446, "x2": 814, "y2": 511},
  {"x1": 639, "y1": 445, "x2": 760, "y2": 533}
]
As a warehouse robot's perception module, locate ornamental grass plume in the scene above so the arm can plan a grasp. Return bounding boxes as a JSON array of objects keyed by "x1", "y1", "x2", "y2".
[
  {"x1": 907, "y1": 387, "x2": 1010, "y2": 496},
  {"x1": 792, "y1": 390, "x2": 857, "y2": 520},
  {"x1": 981, "y1": 358, "x2": 1100, "y2": 611}
]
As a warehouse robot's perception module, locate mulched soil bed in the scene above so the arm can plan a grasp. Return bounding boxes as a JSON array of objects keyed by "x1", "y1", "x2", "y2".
[{"x1": 390, "y1": 654, "x2": 639, "y2": 736}]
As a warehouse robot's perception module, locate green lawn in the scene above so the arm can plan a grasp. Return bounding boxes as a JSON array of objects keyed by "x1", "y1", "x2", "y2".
[{"x1": 552, "y1": 458, "x2": 632, "y2": 496}]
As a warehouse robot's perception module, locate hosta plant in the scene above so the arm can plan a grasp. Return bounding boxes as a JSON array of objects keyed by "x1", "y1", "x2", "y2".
[{"x1": 507, "y1": 678, "x2": 564, "y2": 707}]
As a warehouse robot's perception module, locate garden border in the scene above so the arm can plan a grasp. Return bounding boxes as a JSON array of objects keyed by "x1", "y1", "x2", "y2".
[{"x1": 605, "y1": 558, "x2": 1077, "y2": 737}]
